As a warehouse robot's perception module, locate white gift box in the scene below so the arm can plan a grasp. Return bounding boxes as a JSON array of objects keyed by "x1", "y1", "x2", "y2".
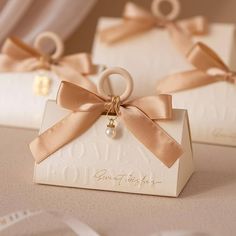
[
  {"x1": 170, "y1": 80, "x2": 236, "y2": 147},
  {"x1": 0, "y1": 71, "x2": 106, "y2": 129},
  {"x1": 0, "y1": 71, "x2": 60, "y2": 129},
  {"x1": 34, "y1": 100, "x2": 193, "y2": 197},
  {"x1": 93, "y1": 18, "x2": 235, "y2": 98},
  {"x1": 92, "y1": 17, "x2": 236, "y2": 146}
]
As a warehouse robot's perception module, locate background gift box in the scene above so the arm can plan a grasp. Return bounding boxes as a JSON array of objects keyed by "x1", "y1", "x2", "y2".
[
  {"x1": 92, "y1": 0, "x2": 236, "y2": 99},
  {"x1": 0, "y1": 32, "x2": 105, "y2": 130},
  {"x1": 157, "y1": 42, "x2": 236, "y2": 147}
]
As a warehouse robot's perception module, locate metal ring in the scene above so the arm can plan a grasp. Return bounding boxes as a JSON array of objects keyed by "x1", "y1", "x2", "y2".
[
  {"x1": 151, "y1": 0, "x2": 180, "y2": 21},
  {"x1": 97, "y1": 67, "x2": 133, "y2": 102},
  {"x1": 34, "y1": 31, "x2": 64, "y2": 60}
]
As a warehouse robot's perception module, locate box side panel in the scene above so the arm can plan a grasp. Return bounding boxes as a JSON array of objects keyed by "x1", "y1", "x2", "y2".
[
  {"x1": 176, "y1": 112, "x2": 194, "y2": 196},
  {"x1": 229, "y1": 25, "x2": 236, "y2": 70}
]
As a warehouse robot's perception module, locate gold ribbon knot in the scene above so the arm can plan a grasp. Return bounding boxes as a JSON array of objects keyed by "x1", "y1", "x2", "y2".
[{"x1": 105, "y1": 96, "x2": 121, "y2": 115}]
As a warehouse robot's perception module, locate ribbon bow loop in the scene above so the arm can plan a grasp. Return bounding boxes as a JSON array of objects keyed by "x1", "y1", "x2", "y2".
[{"x1": 2, "y1": 37, "x2": 41, "y2": 59}]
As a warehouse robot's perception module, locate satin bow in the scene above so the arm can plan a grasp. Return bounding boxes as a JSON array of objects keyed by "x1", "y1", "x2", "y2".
[
  {"x1": 30, "y1": 81, "x2": 183, "y2": 168},
  {"x1": 99, "y1": 2, "x2": 208, "y2": 54},
  {"x1": 0, "y1": 36, "x2": 99, "y2": 91},
  {"x1": 156, "y1": 42, "x2": 236, "y2": 93}
]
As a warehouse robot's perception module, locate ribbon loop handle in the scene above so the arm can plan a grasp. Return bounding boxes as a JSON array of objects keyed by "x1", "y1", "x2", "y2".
[
  {"x1": 33, "y1": 31, "x2": 64, "y2": 61},
  {"x1": 151, "y1": 0, "x2": 180, "y2": 21},
  {"x1": 97, "y1": 67, "x2": 133, "y2": 101}
]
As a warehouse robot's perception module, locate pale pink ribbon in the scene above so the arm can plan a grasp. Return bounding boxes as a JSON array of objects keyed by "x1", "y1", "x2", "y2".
[
  {"x1": 156, "y1": 42, "x2": 236, "y2": 93},
  {"x1": 0, "y1": 32, "x2": 99, "y2": 91},
  {"x1": 99, "y1": 1, "x2": 208, "y2": 54},
  {"x1": 30, "y1": 76, "x2": 183, "y2": 168}
]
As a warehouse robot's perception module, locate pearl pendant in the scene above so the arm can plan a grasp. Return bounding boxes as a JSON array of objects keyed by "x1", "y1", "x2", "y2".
[
  {"x1": 105, "y1": 126, "x2": 116, "y2": 138},
  {"x1": 105, "y1": 119, "x2": 116, "y2": 138}
]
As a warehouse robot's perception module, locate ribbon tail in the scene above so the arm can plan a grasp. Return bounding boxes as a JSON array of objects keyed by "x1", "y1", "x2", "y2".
[
  {"x1": 0, "y1": 55, "x2": 21, "y2": 71},
  {"x1": 156, "y1": 69, "x2": 220, "y2": 93},
  {"x1": 166, "y1": 22, "x2": 194, "y2": 55},
  {"x1": 99, "y1": 20, "x2": 154, "y2": 44},
  {"x1": 52, "y1": 65, "x2": 97, "y2": 93},
  {"x1": 30, "y1": 110, "x2": 101, "y2": 163},
  {"x1": 120, "y1": 106, "x2": 183, "y2": 168}
]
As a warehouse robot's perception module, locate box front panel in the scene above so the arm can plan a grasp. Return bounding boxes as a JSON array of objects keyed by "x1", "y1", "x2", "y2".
[{"x1": 34, "y1": 102, "x2": 192, "y2": 197}]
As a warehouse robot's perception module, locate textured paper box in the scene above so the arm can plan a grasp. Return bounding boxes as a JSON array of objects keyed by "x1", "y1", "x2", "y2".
[
  {"x1": 0, "y1": 71, "x2": 60, "y2": 129},
  {"x1": 92, "y1": 18, "x2": 236, "y2": 146},
  {"x1": 93, "y1": 18, "x2": 236, "y2": 98},
  {"x1": 34, "y1": 100, "x2": 194, "y2": 197},
  {"x1": 0, "y1": 71, "x2": 105, "y2": 129},
  {"x1": 171, "y1": 82, "x2": 236, "y2": 146}
]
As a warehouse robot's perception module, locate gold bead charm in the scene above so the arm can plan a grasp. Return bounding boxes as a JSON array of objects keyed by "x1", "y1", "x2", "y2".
[{"x1": 33, "y1": 74, "x2": 52, "y2": 96}]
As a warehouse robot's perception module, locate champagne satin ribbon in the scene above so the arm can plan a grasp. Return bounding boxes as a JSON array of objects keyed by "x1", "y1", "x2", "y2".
[
  {"x1": 0, "y1": 33, "x2": 99, "y2": 91},
  {"x1": 156, "y1": 42, "x2": 236, "y2": 93},
  {"x1": 99, "y1": 0, "x2": 208, "y2": 54},
  {"x1": 30, "y1": 81, "x2": 183, "y2": 168}
]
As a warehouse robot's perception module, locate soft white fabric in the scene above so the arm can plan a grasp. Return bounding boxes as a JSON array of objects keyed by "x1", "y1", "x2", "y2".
[{"x1": 0, "y1": 0, "x2": 97, "y2": 45}]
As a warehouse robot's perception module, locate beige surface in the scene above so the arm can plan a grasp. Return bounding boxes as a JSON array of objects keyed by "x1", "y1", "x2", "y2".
[{"x1": 0, "y1": 126, "x2": 236, "y2": 235}]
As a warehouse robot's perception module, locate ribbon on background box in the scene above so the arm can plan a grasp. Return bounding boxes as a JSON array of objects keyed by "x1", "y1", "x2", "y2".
[
  {"x1": 0, "y1": 31, "x2": 99, "y2": 94},
  {"x1": 30, "y1": 67, "x2": 183, "y2": 168},
  {"x1": 99, "y1": 0, "x2": 208, "y2": 55},
  {"x1": 156, "y1": 42, "x2": 236, "y2": 93}
]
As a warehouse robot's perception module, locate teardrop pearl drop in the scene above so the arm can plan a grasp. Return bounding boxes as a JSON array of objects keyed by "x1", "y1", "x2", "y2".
[{"x1": 105, "y1": 126, "x2": 116, "y2": 138}]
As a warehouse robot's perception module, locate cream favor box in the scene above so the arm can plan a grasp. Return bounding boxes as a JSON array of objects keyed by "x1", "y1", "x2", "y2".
[
  {"x1": 32, "y1": 68, "x2": 194, "y2": 197},
  {"x1": 34, "y1": 101, "x2": 193, "y2": 197},
  {"x1": 156, "y1": 42, "x2": 236, "y2": 147},
  {"x1": 172, "y1": 81, "x2": 236, "y2": 146},
  {"x1": 0, "y1": 31, "x2": 107, "y2": 129},
  {"x1": 92, "y1": 17, "x2": 236, "y2": 99}
]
